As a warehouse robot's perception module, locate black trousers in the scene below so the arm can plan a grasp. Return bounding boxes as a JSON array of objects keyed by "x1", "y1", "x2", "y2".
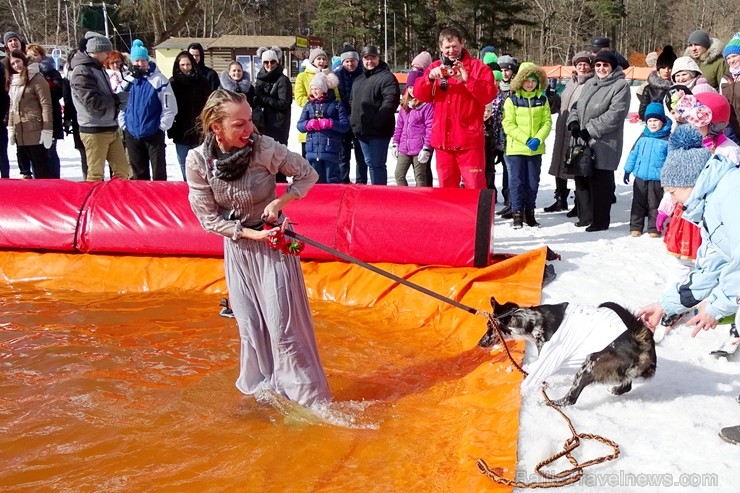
[
  {"x1": 17, "y1": 144, "x2": 51, "y2": 178},
  {"x1": 126, "y1": 129, "x2": 167, "y2": 181},
  {"x1": 630, "y1": 178, "x2": 662, "y2": 233},
  {"x1": 574, "y1": 169, "x2": 615, "y2": 228},
  {"x1": 338, "y1": 131, "x2": 367, "y2": 184},
  {"x1": 0, "y1": 127, "x2": 9, "y2": 178}
]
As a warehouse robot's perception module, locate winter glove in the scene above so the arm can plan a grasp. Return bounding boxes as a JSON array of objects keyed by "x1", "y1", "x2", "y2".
[
  {"x1": 568, "y1": 121, "x2": 580, "y2": 138},
  {"x1": 305, "y1": 119, "x2": 320, "y2": 132},
  {"x1": 580, "y1": 128, "x2": 591, "y2": 142},
  {"x1": 656, "y1": 211, "x2": 669, "y2": 233},
  {"x1": 40, "y1": 129, "x2": 53, "y2": 150},
  {"x1": 525, "y1": 138, "x2": 540, "y2": 152},
  {"x1": 418, "y1": 148, "x2": 432, "y2": 164},
  {"x1": 318, "y1": 118, "x2": 333, "y2": 130},
  {"x1": 8, "y1": 127, "x2": 15, "y2": 146},
  {"x1": 63, "y1": 119, "x2": 73, "y2": 136},
  {"x1": 623, "y1": 172, "x2": 630, "y2": 185},
  {"x1": 391, "y1": 144, "x2": 398, "y2": 158}
]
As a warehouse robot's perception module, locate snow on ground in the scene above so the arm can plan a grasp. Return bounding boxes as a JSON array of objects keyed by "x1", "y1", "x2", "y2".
[{"x1": 9, "y1": 89, "x2": 738, "y2": 492}]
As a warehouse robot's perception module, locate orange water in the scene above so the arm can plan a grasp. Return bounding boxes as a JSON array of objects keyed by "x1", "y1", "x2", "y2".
[{"x1": 0, "y1": 285, "x2": 521, "y2": 492}]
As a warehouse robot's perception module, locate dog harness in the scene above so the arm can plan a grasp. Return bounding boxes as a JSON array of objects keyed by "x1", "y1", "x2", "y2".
[{"x1": 521, "y1": 305, "x2": 629, "y2": 393}]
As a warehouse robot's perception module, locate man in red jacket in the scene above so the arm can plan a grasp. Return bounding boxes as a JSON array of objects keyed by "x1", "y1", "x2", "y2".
[{"x1": 413, "y1": 27, "x2": 496, "y2": 189}]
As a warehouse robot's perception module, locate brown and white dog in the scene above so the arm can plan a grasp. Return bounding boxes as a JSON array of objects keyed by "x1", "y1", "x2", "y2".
[{"x1": 478, "y1": 297, "x2": 657, "y2": 406}]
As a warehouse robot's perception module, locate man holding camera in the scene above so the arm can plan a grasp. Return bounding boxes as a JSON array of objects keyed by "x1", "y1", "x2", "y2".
[{"x1": 413, "y1": 27, "x2": 496, "y2": 189}]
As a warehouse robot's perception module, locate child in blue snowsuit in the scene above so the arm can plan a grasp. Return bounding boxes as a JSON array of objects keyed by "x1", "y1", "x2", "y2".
[
  {"x1": 296, "y1": 73, "x2": 349, "y2": 183},
  {"x1": 623, "y1": 102, "x2": 672, "y2": 236}
]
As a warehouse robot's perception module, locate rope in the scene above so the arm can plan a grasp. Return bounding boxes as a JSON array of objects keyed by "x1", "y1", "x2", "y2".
[
  {"x1": 476, "y1": 314, "x2": 620, "y2": 489},
  {"x1": 268, "y1": 221, "x2": 620, "y2": 488}
]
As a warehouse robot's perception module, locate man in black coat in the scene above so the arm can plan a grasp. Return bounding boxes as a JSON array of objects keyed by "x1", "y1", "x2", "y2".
[
  {"x1": 349, "y1": 45, "x2": 400, "y2": 185},
  {"x1": 187, "y1": 43, "x2": 219, "y2": 93}
]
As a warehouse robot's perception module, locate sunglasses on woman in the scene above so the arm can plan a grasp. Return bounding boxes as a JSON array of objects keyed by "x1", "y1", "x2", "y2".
[{"x1": 263, "y1": 60, "x2": 277, "y2": 66}]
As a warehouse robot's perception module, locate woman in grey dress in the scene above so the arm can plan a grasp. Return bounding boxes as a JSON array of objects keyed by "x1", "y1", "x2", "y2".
[{"x1": 186, "y1": 89, "x2": 330, "y2": 407}]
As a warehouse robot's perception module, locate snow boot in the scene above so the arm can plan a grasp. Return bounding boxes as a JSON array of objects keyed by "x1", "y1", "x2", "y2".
[
  {"x1": 719, "y1": 425, "x2": 740, "y2": 445},
  {"x1": 525, "y1": 209, "x2": 540, "y2": 227},
  {"x1": 544, "y1": 190, "x2": 569, "y2": 212},
  {"x1": 496, "y1": 202, "x2": 512, "y2": 218},
  {"x1": 512, "y1": 211, "x2": 523, "y2": 229},
  {"x1": 219, "y1": 298, "x2": 235, "y2": 318}
]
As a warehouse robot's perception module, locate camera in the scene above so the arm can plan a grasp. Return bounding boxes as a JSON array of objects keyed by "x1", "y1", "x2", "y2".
[{"x1": 440, "y1": 65, "x2": 457, "y2": 77}]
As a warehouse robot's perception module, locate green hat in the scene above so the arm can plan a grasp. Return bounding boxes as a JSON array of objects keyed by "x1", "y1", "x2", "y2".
[{"x1": 483, "y1": 52, "x2": 498, "y2": 65}]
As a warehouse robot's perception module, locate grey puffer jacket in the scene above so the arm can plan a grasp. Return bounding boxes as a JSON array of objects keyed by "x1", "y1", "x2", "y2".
[
  {"x1": 567, "y1": 67, "x2": 631, "y2": 171},
  {"x1": 549, "y1": 71, "x2": 593, "y2": 178},
  {"x1": 69, "y1": 50, "x2": 119, "y2": 132}
]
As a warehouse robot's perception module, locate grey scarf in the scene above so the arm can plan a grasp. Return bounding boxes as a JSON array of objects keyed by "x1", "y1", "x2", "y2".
[{"x1": 204, "y1": 132, "x2": 254, "y2": 181}]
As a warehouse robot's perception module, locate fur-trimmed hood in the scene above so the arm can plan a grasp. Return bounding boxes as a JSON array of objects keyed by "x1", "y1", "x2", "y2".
[
  {"x1": 647, "y1": 70, "x2": 672, "y2": 91},
  {"x1": 511, "y1": 62, "x2": 547, "y2": 93},
  {"x1": 684, "y1": 37, "x2": 725, "y2": 65}
]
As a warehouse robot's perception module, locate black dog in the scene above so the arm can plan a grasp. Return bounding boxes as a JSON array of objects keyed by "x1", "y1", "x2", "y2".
[{"x1": 478, "y1": 297, "x2": 657, "y2": 406}]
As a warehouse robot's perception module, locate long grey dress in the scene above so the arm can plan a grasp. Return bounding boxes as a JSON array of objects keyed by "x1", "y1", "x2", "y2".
[{"x1": 186, "y1": 134, "x2": 330, "y2": 407}]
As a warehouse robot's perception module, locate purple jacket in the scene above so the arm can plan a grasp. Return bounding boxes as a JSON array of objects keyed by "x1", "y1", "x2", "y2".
[{"x1": 392, "y1": 102, "x2": 434, "y2": 155}]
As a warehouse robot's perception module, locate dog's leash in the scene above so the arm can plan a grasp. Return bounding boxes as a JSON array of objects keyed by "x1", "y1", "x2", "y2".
[
  {"x1": 266, "y1": 221, "x2": 620, "y2": 488},
  {"x1": 263, "y1": 220, "x2": 491, "y2": 318},
  {"x1": 476, "y1": 317, "x2": 620, "y2": 489}
]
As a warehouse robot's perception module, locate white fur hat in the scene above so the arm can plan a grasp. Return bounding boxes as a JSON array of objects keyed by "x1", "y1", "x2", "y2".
[{"x1": 257, "y1": 46, "x2": 282, "y2": 63}]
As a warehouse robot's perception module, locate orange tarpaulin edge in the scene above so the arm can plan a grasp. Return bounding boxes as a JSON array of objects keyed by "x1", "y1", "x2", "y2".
[{"x1": 0, "y1": 247, "x2": 547, "y2": 491}]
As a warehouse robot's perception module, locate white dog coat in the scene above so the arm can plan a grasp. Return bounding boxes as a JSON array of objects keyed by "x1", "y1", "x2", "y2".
[{"x1": 521, "y1": 304, "x2": 629, "y2": 394}]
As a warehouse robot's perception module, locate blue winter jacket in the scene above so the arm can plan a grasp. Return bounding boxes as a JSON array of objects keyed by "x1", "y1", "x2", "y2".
[
  {"x1": 296, "y1": 91, "x2": 350, "y2": 163},
  {"x1": 120, "y1": 62, "x2": 177, "y2": 139},
  {"x1": 660, "y1": 154, "x2": 740, "y2": 319},
  {"x1": 623, "y1": 120, "x2": 672, "y2": 181}
]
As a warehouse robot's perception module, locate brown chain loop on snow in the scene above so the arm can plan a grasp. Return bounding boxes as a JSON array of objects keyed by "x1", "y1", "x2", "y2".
[{"x1": 475, "y1": 312, "x2": 620, "y2": 489}]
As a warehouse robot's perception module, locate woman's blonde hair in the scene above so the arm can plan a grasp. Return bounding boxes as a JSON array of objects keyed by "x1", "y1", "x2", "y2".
[
  {"x1": 198, "y1": 89, "x2": 253, "y2": 139},
  {"x1": 400, "y1": 87, "x2": 415, "y2": 111}
]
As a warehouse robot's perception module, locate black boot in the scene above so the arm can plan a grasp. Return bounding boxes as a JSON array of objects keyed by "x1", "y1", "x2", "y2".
[
  {"x1": 524, "y1": 209, "x2": 539, "y2": 227},
  {"x1": 497, "y1": 202, "x2": 512, "y2": 219},
  {"x1": 544, "y1": 189, "x2": 569, "y2": 212},
  {"x1": 512, "y1": 211, "x2": 523, "y2": 229},
  {"x1": 566, "y1": 196, "x2": 578, "y2": 217}
]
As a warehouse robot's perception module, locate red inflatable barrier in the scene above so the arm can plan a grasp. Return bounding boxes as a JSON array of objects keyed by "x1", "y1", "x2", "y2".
[{"x1": 0, "y1": 179, "x2": 494, "y2": 267}]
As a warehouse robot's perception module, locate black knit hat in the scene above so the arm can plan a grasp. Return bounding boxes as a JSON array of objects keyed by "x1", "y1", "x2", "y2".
[
  {"x1": 593, "y1": 50, "x2": 618, "y2": 69},
  {"x1": 656, "y1": 46, "x2": 677, "y2": 70}
]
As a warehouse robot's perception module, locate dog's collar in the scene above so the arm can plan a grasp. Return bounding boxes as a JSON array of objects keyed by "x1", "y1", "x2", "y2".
[{"x1": 493, "y1": 307, "x2": 519, "y2": 320}]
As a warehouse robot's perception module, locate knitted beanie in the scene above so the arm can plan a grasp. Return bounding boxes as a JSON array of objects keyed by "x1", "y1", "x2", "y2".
[
  {"x1": 593, "y1": 50, "x2": 618, "y2": 69},
  {"x1": 644, "y1": 102, "x2": 667, "y2": 123},
  {"x1": 645, "y1": 51, "x2": 658, "y2": 68},
  {"x1": 411, "y1": 51, "x2": 432, "y2": 70},
  {"x1": 310, "y1": 73, "x2": 328, "y2": 93},
  {"x1": 308, "y1": 47, "x2": 327, "y2": 65},
  {"x1": 723, "y1": 32, "x2": 740, "y2": 58},
  {"x1": 660, "y1": 125, "x2": 711, "y2": 187},
  {"x1": 687, "y1": 30, "x2": 711, "y2": 49},
  {"x1": 130, "y1": 39, "x2": 149, "y2": 61},
  {"x1": 498, "y1": 55, "x2": 518, "y2": 71},
  {"x1": 85, "y1": 31, "x2": 112, "y2": 53},
  {"x1": 571, "y1": 51, "x2": 593, "y2": 66},
  {"x1": 483, "y1": 52, "x2": 498, "y2": 65},
  {"x1": 656, "y1": 46, "x2": 677, "y2": 69},
  {"x1": 3, "y1": 31, "x2": 20, "y2": 45},
  {"x1": 340, "y1": 43, "x2": 359, "y2": 62},
  {"x1": 406, "y1": 69, "x2": 422, "y2": 89},
  {"x1": 259, "y1": 46, "x2": 281, "y2": 63}
]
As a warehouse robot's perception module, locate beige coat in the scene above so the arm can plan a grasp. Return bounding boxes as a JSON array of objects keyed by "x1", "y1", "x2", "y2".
[{"x1": 7, "y1": 63, "x2": 53, "y2": 147}]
